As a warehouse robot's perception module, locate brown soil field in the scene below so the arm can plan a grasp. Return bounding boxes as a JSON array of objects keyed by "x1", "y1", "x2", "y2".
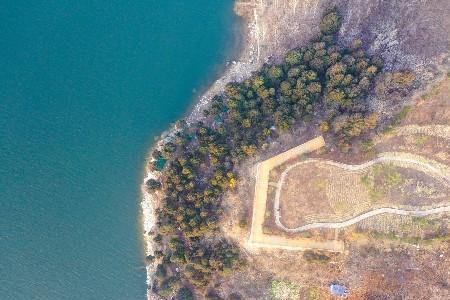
[
  {"x1": 279, "y1": 164, "x2": 332, "y2": 228},
  {"x1": 211, "y1": 2, "x2": 450, "y2": 297},
  {"x1": 273, "y1": 154, "x2": 450, "y2": 230},
  {"x1": 217, "y1": 78, "x2": 450, "y2": 300}
]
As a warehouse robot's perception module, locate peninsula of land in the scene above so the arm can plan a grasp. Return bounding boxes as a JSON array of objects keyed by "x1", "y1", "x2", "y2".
[{"x1": 142, "y1": 1, "x2": 450, "y2": 299}]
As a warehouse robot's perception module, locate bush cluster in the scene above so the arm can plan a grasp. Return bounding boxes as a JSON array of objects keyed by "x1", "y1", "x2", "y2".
[{"x1": 151, "y1": 9, "x2": 383, "y2": 297}]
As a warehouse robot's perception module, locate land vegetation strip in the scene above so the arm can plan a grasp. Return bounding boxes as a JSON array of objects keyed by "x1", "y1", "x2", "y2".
[
  {"x1": 248, "y1": 136, "x2": 346, "y2": 252},
  {"x1": 274, "y1": 151, "x2": 450, "y2": 232},
  {"x1": 148, "y1": 9, "x2": 419, "y2": 295}
]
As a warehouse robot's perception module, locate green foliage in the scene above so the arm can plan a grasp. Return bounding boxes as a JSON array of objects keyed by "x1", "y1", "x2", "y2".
[
  {"x1": 373, "y1": 164, "x2": 403, "y2": 187},
  {"x1": 332, "y1": 113, "x2": 379, "y2": 150},
  {"x1": 360, "y1": 139, "x2": 374, "y2": 152},
  {"x1": 155, "y1": 263, "x2": 167, "y2": 279},
  {"x1": 146, "y1": 178, "x2": 162, "y2": 191},
  {"x1": 391, "y1": 72, "x2": 415, "y2": 88},
  {"x1": 369, "y1": 189, "x2": 385, "y2": 202},
  {"x1": 270, "y1": 280, "x2": 302, "y2": 300},
  {"x1": 158, "y1": 276, "x2": 180, "y2": 298},
  {"x1": 205, "y1": 291, "x2": 223, "y2": 300},
  {"x1": 163, "y1": 142, "x2": 177, "y2": 155},
  {"x1": 319, "y1": 10, "x2": 341, "y2": 35},
  {"x1": 152, "y1": 149, "x2": 163, "y2": 160},
  {"x1": 176, "y1": 286, "x2": 194, "y2": 300},
  {"x1": 145, "y1": 255, "x2": 155, "y2": 264},
  {"x1": 368, "y1": 225, "x2": 449, "y2": 246},
  {"x1": 154, "y1": 250, "x2": 164, "y2": 258},
  {"x1": 303, "y1": 250, "x2": 331, "y2": 263},
  {"x1": 154, "y1": 8, "x2": 385, "y2": 293},
  {"x1": 268, "y1": 66, "x2": 283, "y2": 79},
  {"x1": 153, "y1": 233, "x2": 163, "y2": 243},
  {"x1": 227, "y1": 293, "x2": 242, "y2": 300},
  {"x1": 285, "y1": 49, "x2": 303, "y2": 65},
  {"x1": 307, "y1": 287, "x2": 320, "y2": 300},
  {"x1": 396, "y1": 105, "x2": 411, "y2": 122},
  {"x1": 362, "y1": 164, "x2": 403, "y2": 202},
  {"x1": 376, "y1": 72, "x2": 415, "y2": 98},
  {"x1": 238, "y1": 219, "x2": 248, "y2": 229},
  {"x1": 414, "y1": 135, "x2": 429, "y2": 146}
]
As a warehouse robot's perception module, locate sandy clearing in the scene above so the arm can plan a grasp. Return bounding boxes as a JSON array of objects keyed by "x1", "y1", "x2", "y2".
[{"x1": 247, "y1": 136, "x2": 346, "y2": 252}]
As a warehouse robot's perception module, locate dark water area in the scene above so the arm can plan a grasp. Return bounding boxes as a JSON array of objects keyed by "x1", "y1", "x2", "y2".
[{"x1": 0, "y1": 1, "x2": 239, "y2": 299}]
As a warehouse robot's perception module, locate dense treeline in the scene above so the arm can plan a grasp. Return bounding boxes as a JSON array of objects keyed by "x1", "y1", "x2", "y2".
[{"x1": 149, "y1": 9, "x2": 382, "y2": 298}]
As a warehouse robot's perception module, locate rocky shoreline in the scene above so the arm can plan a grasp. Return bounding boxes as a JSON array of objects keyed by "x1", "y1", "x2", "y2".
[
  {"x1": 140, "y1": 0, "x2": 450, "y2": 298},
  {"x1": 140, "y1": 2, "x2": 263, "y2": 299}
]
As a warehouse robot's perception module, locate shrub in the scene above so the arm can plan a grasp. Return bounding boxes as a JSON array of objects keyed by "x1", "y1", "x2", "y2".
[
  {"x1": 320, "y1": 10, "x2": 341, "y2": 35},
  {"x1": 154, "y1": 250, "x2": 164, "y2": 258},
  {"x1": 153, "y1": 7, "x2": 386, "y2": 293},
  {"x1": 159, "y1": 276, "x2": 179, "y2": 298},
  {"x1": 238, "y1": 219, "x2": 248, "y2": 229},
  {"x1": 227, "y1": 293, "x2": 242, "y2": 300},
  {"x1": 153, "y1": 233, "x2": 162, "y2": 243},
  {"x1": 307, "y1": 287, "x2": 321, "y2": 300},
  {"x1": 145, "y1": 255, "x2": 155, "y2": 264},
  {"x1": 268, "y1": 66, "x2": 283, "y2": 79},
  {"x1": 285, "y1": 49, "x2": 303, "y2": 65},
  {"x1": 270, "y1": 280, "x2": 301, "y2": 300},
  {"x1": 155, "y1": 263, "x2": 167, "y2": 279},
  {"x1": 303, "y1": 250, "x2": 331, "y2": 263},
  {"x1": 396, "y1": 105, "x2": 411, "y2": 121},
  {"x1": 176, "y1": 287, "x2": 194, "y2": 300},
  {"x1": 319, "y1": 121, "x2": 329, "y2": 133},
  {"x1": 376, "y1": 71, "x2": 415, "y2": 98},
  {"x1": 360, "y1": 139, "x2": 374, "y2": 152},
  {"x1": 205, "y1": 291, "x2": 223, "y2": 300},
  {"x1": 146, "y1": 178, "x2": 162, "y2": 191}
]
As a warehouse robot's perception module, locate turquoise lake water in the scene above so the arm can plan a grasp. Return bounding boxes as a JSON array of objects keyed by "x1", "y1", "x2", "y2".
[{"x1": 0, "y1": 1, "x2": 239, "y2": 299}]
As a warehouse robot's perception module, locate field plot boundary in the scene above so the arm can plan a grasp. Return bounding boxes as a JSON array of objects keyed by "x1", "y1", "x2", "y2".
[
  {"x1": 274, "y1": 152, "x2": 450, "y2": 232},
  {"x1": 247, "y1": 136, "x2": 346, "y2": 252},
  {"x1": 248, "y1": 127, "x2": 450, "y2": 251}
]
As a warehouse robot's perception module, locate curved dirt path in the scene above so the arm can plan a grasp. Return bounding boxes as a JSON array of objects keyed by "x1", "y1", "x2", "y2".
[
  {"x1": 274, "y1": 152, "x2": 450, "y2": 232},
  {"x1": 248, "y1": 136, "x2": 346, "y2": 252},
  {"x1": 278, "y1": 206, "x2": 450, "y2": 233}
]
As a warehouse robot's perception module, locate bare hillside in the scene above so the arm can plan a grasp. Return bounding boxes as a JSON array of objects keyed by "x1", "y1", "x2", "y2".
[
  {"x1": 236, "y1": 0, "x2": 450, "y2": 74},
  {"x1": 189, "y1": 0, "x2": 450, "y2": 123}
]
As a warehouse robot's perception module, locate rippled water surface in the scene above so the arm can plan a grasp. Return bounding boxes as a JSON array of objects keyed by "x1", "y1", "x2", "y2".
[{"x1": 0, "y1": 1, "x2": 238, "y2": 299}]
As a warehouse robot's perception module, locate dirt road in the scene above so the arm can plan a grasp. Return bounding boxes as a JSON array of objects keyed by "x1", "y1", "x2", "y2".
[{"x1": 247, "y1": 136, "x2": 346, "y2": 252}]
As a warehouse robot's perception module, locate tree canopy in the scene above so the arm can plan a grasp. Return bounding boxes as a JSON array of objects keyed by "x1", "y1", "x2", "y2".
[{"x1": 150, "y1": 9, "x2": 384, "y2": 297}]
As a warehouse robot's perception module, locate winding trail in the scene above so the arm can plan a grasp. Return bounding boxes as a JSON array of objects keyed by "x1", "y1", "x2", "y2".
[
  {"x1": 248, "y1": 132, "x2": 450, "y2": 252},
  {"x1": 247, "y1": 136, "x2": 346, "y2": 252},
  {"x1": 274, "y1": 152, "x2": 450, "y2": 232},
  {"x1": 278, "y1": 206, "x2": 450, "y2": 233}
]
